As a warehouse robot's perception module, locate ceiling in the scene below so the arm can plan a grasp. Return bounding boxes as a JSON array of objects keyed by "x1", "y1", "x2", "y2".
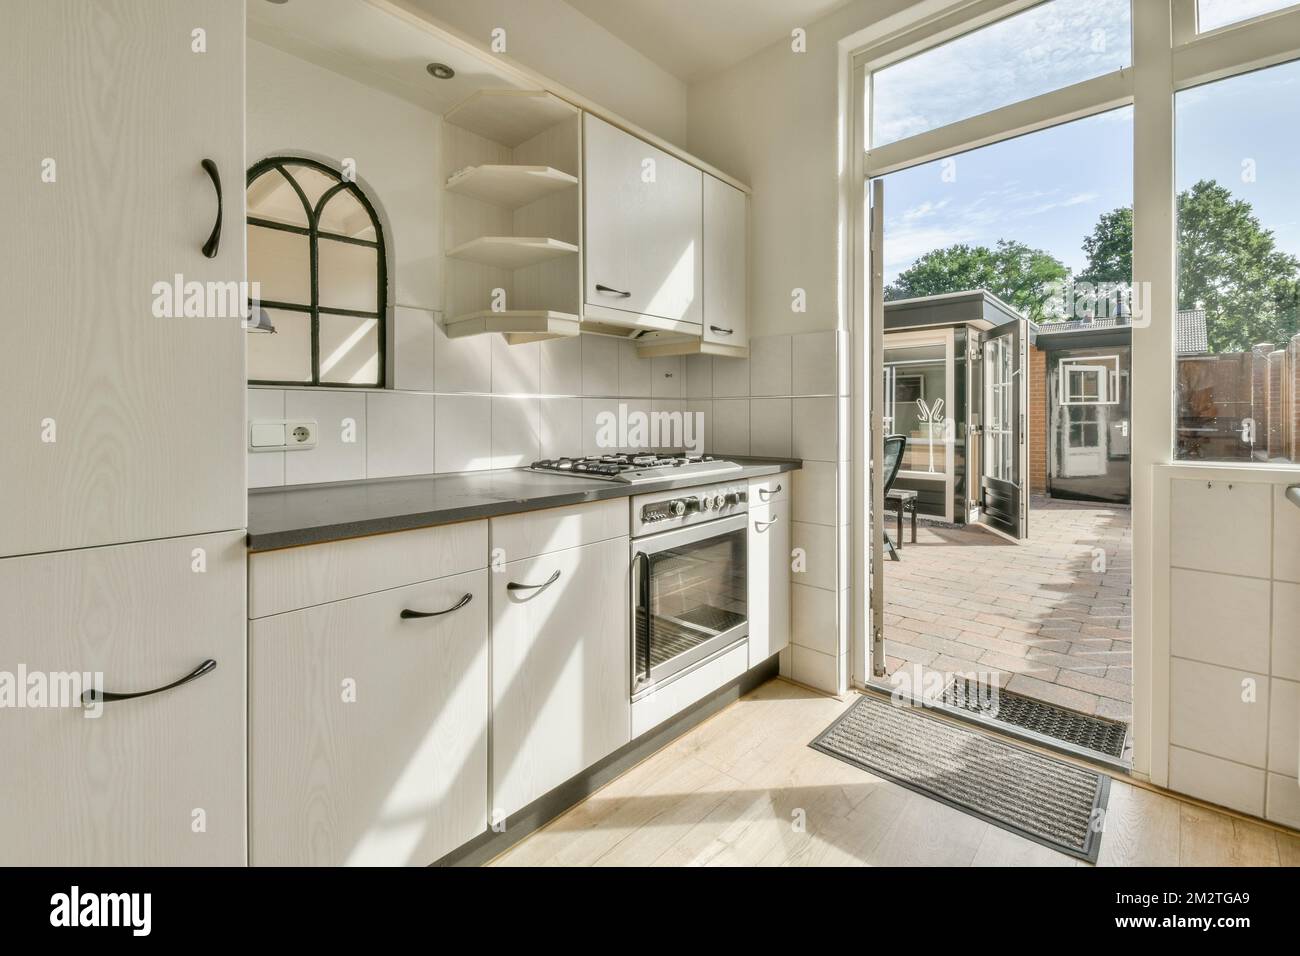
[
  {"x1": 563, "y1": 0, "x2": 857, "y2": 81},
  {"x1": 247, "y1": 0, "x2": 527, "y2": 113}
]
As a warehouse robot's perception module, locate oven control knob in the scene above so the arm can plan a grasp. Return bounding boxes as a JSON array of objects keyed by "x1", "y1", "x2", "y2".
[
  {"x1": 725, "y1": 491, "x2": 741, "y2": 506},
  {"x1": 670, "y1": 499, "x2": 687, "y2": 517},
  {"x1": 712, "y1": 494, "x2": 726, "y2": 509}
]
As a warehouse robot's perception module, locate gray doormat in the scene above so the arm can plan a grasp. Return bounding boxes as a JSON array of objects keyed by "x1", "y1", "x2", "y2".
[
  {"x1": 943, "y1": 677, "x2": 1130, "y2": 758},
  {"x1": 810, "y1": 693, "x2": 1110, "y2": 862}
]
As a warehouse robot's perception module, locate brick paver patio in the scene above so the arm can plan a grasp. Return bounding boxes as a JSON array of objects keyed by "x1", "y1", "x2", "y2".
[{"x1": 883, "y1": 495, "x2": 1133, "y2": 725}]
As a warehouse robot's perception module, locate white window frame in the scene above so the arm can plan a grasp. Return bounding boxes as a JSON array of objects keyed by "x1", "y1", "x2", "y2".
[
  {"x1": 844, "y1": 0, "x2": 1300, "y2": 784},
  {"x1": 1059, "y1": 355, "x2": 1122, "y2": 406}
]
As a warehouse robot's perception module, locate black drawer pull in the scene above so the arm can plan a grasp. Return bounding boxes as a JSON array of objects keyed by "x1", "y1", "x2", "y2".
[
  {"x1": 507, "y1": 569, "x2": 562, "y2": 592},
  {"x1": 401, "y1": 593, "x2": 472, "y2": 619},
  {"x1": 709, "y1": 325, "x2": 734, "y2": 335},
  {"x1": 595, "y1": 283, "x2": 631, "y2": 298},
  {"x1": 200, "y1": 159, "x2": 222, "y2": 259},
  {"x1": 82, "y1": 659, "x2": 217, "y2": 705},
  {"x1": 758, "y1": 484, "x2": 782, "y2": 500}
]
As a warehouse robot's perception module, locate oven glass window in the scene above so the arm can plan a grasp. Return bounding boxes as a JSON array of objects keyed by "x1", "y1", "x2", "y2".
[{"x1": 636, "y1": 527, "x2": 747, "y2": 691}]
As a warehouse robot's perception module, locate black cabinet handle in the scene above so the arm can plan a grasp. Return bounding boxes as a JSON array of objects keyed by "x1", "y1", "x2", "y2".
[
  {"x1": 709, "y1": 325, "x2": 734, "y2": 335},
  {"x1": 82, "y1": 659, "x2": 217, "y2": 705},
  {"x1": 401, "y1": 593, "x2": 472, "y2": 619},
  {"x1": 758, "y1": 484, "x2": 782, "y2": 500},
  {"x1": 595, "y1": 283, "x2": 631, "y2": 298},
  {"x1": 200, "y1": 159, "x2": 222, "y2": 259},
  {"x1": 507, "y1": 569, "x2": 562, "y2": 592}
]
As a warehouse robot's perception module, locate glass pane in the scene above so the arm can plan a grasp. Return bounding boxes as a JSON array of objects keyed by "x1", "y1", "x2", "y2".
[
  {"x1": 247, "y1": 224, "x2": 310, "y2": 305},
  {"x1": 1176, "y1": 61, "x2": 1300, "y2": 464},
  {"x1": 247, "y1": 309, "x2": 311, "y2": 383},
  {"x1": 247, "y1": 167, "x2": 308, "y2": 228},
  {"x1": 281, "y1": 163, "x2": 339, "y2": 211},
  {"x1": 639, "y1": 530, "x2": 746, "y2": 680},
  {"x1": 318, "y1": 238, "x2": 378, "y2": 313},
  {"x1": 318, "y1": 188, "x2": 376, "y2": 240},
  {"x1": 871, "y1": 0, "x2": 1131, "y2": 147},
  {"x1": 319, "y1": 313, "x2": 380, "y2": 385},
  {"x1": 1198, "y1": 0, "x2": 1299, "y2": 32}
]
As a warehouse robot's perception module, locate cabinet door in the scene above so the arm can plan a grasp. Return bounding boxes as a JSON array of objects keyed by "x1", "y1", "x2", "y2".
[
  {"x1": 748, "y1": 499, "x2": 791, "y2": 667},
  {"x1": 0, "y1": 532, "x2": 246, "y2": 866},
  {"x1": 492, "y1": 537, "x2": 630, "y2": 818},
  {"x1": 0, "y1": 1, "x2": 246, "y2": 557},
  {"x1": 250, "y1": 569, "x2": 489, "y2": 866},
  {"x1": 703, "y1": 175, "x2": 749, "y2": 348},
  {"x1": 583, "y1": 113, "x2": 702, "y2": 324}
]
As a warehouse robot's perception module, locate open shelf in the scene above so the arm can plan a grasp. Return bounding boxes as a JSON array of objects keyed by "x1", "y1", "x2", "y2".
[
  {"x1": 445, "y1": 236, "x2": 578, "y2": 270},
  {"x1": 443, "y1": 89, "x2": 578, "y2": 147},
  {"x1": 445, "y1": 164, "x2": 577, "y2": 208},
  {"x1": 443, "y1": 310, "x2": 580, "y2": 344}
]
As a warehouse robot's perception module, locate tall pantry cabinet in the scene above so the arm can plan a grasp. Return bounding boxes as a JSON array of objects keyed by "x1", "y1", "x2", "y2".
[{"x1": 0, "y1": 0, "x2": 247, "y2": 864}]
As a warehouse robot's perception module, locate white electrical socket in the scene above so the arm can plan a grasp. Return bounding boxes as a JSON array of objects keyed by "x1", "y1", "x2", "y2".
[{"x1": 249, "y1": 419, "x2": 317, "y2": 452}]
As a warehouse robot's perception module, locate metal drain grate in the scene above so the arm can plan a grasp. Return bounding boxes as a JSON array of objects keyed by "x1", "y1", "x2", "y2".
[{"x1": 943, "y1": 678, "x2": 1129, "y2": 758}]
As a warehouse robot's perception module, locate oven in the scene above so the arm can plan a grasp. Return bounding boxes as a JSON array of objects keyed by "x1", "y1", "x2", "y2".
[{"x1": 630, "y1": 482, "x2": 749, "y2": 701}]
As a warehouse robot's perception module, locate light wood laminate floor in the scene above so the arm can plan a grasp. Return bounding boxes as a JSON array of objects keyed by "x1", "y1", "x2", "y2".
[{"x1": 493, "y1": 679, "x2": 1300, "y2": 867}]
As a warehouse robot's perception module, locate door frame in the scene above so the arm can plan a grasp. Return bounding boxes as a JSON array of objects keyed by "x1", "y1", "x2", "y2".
[{"x1": 844, "y1": 0, "x2": 1300, "y2": 782}]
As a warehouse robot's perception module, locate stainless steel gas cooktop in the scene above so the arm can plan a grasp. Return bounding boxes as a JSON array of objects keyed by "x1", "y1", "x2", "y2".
[{"x1": 528, "y1": 453, "x2": 742, "y2": 484}]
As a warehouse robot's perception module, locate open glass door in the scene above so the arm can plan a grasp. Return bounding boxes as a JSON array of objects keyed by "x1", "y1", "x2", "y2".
[{"x1": 975, "y1": 319, "x2": 1029, "y2": 540}]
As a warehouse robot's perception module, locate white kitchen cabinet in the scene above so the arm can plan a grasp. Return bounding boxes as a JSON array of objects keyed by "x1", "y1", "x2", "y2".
[
  {"x1": 583, "y1": 113, "x2": 702, "y2": 327},
  {"x1": 250, "y1": 569, "x2": 489, "y2": 866},
  {"x1": 492, "y1": 536, "x2": 630, "y2": 818},
  {"x1": 1, "y1": 0, "x2": 246, "y2": 557},
  {"x1": 0, "y1": 532, "x2": 247, "y2": 866},
  {"x1": 703, "y1": 174, "x2": 749, "y2": 350},
  {"x1": 748, "y1": 497, "x2": 791, "y2": 668}
]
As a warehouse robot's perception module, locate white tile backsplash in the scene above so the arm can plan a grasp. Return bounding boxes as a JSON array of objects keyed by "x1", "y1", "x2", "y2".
[
  {"x1": 490, "y1": 396, "x2": 540, "y2": 469},
  {"x1": 749, "y1": 334, "x2": 791, "y2": 396},
  {"x1": 749, "y1": 398, "x2": 792, "y2": 457},
  {"x1": 435, "y1": 395, "x2": 491, "y2": 472},
  {"x1": 1268, "y1": 678, "x2": 1299, "y2": 777},
  {"x1": 1276, "y1": 483, "x2": 1300, "y2": 583},
  {"x1": 792, "y1": 329, "x2": 837, "y2": 396},
  {"x1": 540, "y1": 335, "x2": 582, "y2": 395},
  {"x1": 582, "y1": 336, "x2": 619, "y2": 396},
  {"x1": 791, "y1": 582, "x2": 837, "y2": 656},
  {"x1": 540, "y1": 397, "x2": 582, "y2": 460},
  {"x1": 391, "y1": 307, "x2": 436, "y2": 392},
  {"x1": 434, "y1": 322, "x2": 490, "y2": 393},
  {"x1": 683, "y1": 354, "x2": 712, "y2": 398},
  {"x1": 1274, "y1": 581, "x2": 1300, "y2": 681},
  {"x1": 247, "y1": 387, "x2": 285, "y2": 489},
  {"x1": 651, "y1": 356, "x2": 682, "y2": 398},
  {"x1": 1170, "y1": 479, "x2": 1272, "y2": 578},
  {"x1": 1265, "y1": 773, "x2": 1300, "y2": 828},
  {"x1": 1169, "y1": 746, "x2": 1265, "y2": 817},
  {"x1": 284, "y1": 389, "x2": 367, "y2": 485},
  {"x1": 792, "y1": 397, "x2": 839, "y2": 462},
  {"x1": 1170, "y1": 656, "x2": 1269, "y2": 768},
  {"x1": 491, "y1": 336, "x2": 540, "y2": 395},
  {"x1": 792, "y1": 459, "x2": 838, "y2": 526},
  {"x1": 712, "y1": 353, "x2": 750, "y2": 397},
  {"x1": 711, "y1": 399, "x2": 750, "y2": 456},
  {"x1": 618, "y1": 341, "x2": 653, "y2": 397},
  {"x1": 366, "y1": 391, "x2": 434, "y2": 479}
]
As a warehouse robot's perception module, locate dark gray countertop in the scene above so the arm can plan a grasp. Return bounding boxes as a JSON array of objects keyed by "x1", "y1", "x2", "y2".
[{"x1": 247, "y1": 457, "x2": 802, "y2": 551}]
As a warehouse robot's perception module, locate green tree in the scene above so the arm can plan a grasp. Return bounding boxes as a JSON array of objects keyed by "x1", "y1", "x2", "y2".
[
  {"x1": 884, "y1": 239, "x2": 1069, "y2": 323},
  {"x1": 1079, "y1": 181, "x2": 1300, "y2": 352}
]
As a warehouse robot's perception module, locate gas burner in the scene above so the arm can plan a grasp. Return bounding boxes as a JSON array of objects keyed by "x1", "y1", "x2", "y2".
[{"x1": 529, "y1": 453, "x2": 742, "y2": 484}]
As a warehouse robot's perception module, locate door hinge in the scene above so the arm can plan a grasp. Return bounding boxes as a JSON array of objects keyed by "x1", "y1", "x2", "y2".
[{"x1": 873, "y1": 625, "x2": 883, "y2": 647}]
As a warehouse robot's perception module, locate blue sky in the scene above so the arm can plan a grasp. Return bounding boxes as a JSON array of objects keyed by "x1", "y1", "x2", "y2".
[{"x1": 877, "y1": 0, "x2": 1300, "y2": 284}]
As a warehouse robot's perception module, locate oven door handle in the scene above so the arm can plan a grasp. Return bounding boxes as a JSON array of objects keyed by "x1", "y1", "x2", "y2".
[{"x1": 635, "y1": 550, "x2": 652, "y2": 686}]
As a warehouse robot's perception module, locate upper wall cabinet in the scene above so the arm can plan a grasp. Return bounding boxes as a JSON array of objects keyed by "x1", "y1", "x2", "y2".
[
  {"x1": 582, "y1": 113, "x2": 703, "y2": 335},
  {"x1": 441, "y1": 90, "x2": 583, "y2": 344},
  {"x1": 702, "y1": 175, "x2": 750, "y2": 351},
  {"x1": 0, "y1": 0, "x2": 246, "y2": 557}
]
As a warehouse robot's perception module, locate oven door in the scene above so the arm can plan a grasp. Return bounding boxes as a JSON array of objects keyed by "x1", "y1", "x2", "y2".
[{"x1": 631, "y1": 513, "x2": 748, "y2": 701}]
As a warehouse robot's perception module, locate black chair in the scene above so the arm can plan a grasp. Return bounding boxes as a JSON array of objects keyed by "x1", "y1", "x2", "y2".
[{"x1": 882, "y1": 434, "x2": 908, "y2": 562}]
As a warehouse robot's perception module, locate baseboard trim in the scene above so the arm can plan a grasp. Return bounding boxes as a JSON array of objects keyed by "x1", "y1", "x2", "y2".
[{"x1": 435, "y1": 655, "x2": 780, "y2": 867}]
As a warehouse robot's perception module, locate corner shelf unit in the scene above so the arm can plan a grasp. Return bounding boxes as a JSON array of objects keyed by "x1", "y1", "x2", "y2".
[{"x1": 441, "y1": 90, "x2": 583, "y2": 343}]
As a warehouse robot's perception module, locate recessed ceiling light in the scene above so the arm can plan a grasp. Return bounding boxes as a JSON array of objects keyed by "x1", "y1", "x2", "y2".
[{"x1": 426, "y1": 62, "x2": 455, "y2": 80}]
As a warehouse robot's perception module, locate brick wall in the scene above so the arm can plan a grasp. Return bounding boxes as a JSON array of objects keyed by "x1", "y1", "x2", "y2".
[{"x1": 1028, "y1": 346, "x2": 1048, "y2": 494}]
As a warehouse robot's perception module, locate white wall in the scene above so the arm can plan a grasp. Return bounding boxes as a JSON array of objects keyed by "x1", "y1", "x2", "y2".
[
  {"x1": 411, "y1": 0, "x2": 689, "y2": 145},
  {"x1": 686, "y1": 0, "x2": 912, "y2": 339}
]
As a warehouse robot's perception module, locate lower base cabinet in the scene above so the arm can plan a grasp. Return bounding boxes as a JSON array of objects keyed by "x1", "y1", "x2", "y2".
[
  {"x1": 0, "y1": 532, "x2": 247, "y2": 866},
  {"x1": 250, "y1": 568, "x2": 489, "y2": 866},
  {"x1": 748, "y1": 497, "x2": 790, "y2": 667},
  {"x1": 491, "y1": 536, "x2": 630, "y2": 819}
]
